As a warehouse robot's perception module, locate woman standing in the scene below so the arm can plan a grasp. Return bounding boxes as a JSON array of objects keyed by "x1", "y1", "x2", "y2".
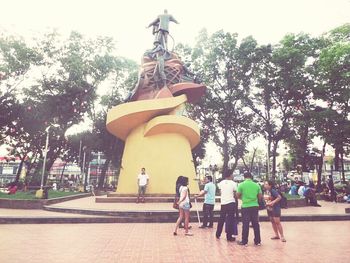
[
  {"x1": 263, "y1": 180, "x2": 286, "y2": 242},
  {"x1": 174, "y1": 176, "x2": 193, "y2": 236}
]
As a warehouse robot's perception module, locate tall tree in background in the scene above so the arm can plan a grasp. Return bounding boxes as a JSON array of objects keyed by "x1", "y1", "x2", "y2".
[
  {"x1": 2, "y1": 31, "x2": 128, "y2": 185},
  {"x1": 0, "y1": 35, "x2": 42, "y2": 143},
  {"x1": 190, "y1": 30, "x2": 258, "y2": 175},
  {"x1": 312, "y1": 24, "x2": 350, "y2": 184},
  {"x1": 247, "y1": 34, "x2": 317, "y2": 178}
]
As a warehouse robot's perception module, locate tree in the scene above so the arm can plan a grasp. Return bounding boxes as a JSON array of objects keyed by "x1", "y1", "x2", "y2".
[
  {"x1": 2, "y1": 31, "x2": 128, "y2": 186},
  {"x1": 0, "y1": 35, "x2": 42, "y2": 143},
  {"x1": 247, "y1": 34, "x2": 317, "y2": 178},
  {"x1": 190, "y1": 30, "x2": 258, "y2": 175},
  {"x1": 312, "y1": 24, "x2": 350, "y2": 184}
]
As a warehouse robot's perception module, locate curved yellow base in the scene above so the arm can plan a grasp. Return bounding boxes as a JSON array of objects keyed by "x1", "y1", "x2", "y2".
[{"x1": 116, "y1": 122, "x2": 198, "y2": 194}]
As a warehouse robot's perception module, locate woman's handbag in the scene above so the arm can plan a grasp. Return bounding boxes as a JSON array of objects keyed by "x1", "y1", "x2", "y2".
[{"x1": 173, "y1": 196, "x2": 179, "y2": 209}]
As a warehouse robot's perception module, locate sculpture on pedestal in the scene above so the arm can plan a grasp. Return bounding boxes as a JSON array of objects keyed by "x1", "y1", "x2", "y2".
[{"x1": 106, "y1": 11, "x2": 206, "y2": 194}]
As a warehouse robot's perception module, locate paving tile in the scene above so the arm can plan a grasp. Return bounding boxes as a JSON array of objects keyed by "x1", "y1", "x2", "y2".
[{"x1": 0, "y1": 222, "x2": 349, "y2": 263}]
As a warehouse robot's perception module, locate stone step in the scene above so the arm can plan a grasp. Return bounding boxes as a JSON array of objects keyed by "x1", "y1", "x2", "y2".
[
  {"x1": 97, "y1": 196, "x2": 221, "y2": 203},
  {"x1": 3, "y1": 206, "x2": 350, "y2": 224}
]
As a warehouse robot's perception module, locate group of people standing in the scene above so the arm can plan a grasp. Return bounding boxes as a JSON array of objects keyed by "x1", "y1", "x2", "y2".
[{"x1": 173, "y1": 171, "x2": 286, "y2": 245}]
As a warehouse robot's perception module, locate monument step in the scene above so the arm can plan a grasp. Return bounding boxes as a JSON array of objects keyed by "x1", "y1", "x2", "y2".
[{"x1": 96, "y1": 196, "x2": 221, "y2": 203}]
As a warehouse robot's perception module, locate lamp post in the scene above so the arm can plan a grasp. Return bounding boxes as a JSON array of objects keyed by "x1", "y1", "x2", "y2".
[
  {"x1": 40, "y1": 124, "x2": 59, "y2": 190},
  {"x1": 82, "y1": 146, "x2": 87, "y2": 192}
]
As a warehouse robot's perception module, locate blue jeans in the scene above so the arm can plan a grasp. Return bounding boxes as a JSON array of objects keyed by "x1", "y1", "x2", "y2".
[
  {"x1": 241, "y1": 206, "x2": 261, "y2": 244},
  {"x1": 202, "y1": 203, "x2": 214, "y2": 227}
]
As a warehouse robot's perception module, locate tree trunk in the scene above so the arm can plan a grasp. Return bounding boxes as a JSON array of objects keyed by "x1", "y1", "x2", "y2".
[
  {"x1": 98, "y1": 156, "x2": 111, "y2": 189},
  {"x1": 301, "y1": 125, "x2": 309, "y2": 172},
  {"x1": 266, "y1": 137, "x2": 272, "y2": 180},
  {"x1": 222, "y1": 131, "x2": 229, "y2": 176},
  {"x1": 14, "y1": 156, "x2": 25, "y2": 184},
  {"x1": 241, "y1": 157, "x2": 249, "y2": 171},
  {"x1": 317, "y1": 141, "x2": 327, "y2": 192},
  {"x1": 250, "y1": 148, "x2": 257, "y2": 172},
  {"x1": 340, "y1": 149, "x2": 345, "y2": 183},
  {"x1": 271, "y1": 141, "x2": 279, "y2": 180},
  {"x1": 334, "y1": 147, "x2": 340, "y2": 171},
  {"x1": 59, "y1": 162, "x2": 67, "y2": 184}
]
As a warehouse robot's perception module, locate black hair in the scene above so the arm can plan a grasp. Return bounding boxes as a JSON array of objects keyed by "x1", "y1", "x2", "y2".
[
  {"x1": 180, "y1": 176, "x2": 189, "y2": 186},
  {"x1": 176, "y1": 176, "x2": 184, "y2": 184},
  {"x1": 243, "y1": 171, "x2": 252, "y2": 178},
  {"x1": 224, "y1": 169, "x2": 232, "y2": 178},
  {"x1": 266, "y1": 180, "x2": 275, "y2": 188},
  {"x1": 206, "y1": 175, "x2": 213, "y2": 182}
]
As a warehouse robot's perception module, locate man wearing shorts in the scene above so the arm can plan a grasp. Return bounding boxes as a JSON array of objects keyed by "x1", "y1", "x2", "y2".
[{"x1": 137, "y1": 168, "x2": 149, "y2": 203}]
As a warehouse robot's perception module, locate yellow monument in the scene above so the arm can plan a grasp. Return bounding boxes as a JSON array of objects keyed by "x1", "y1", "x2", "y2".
[{"x1": 106, "y1": 11, "x2": 206, "y2": 194}]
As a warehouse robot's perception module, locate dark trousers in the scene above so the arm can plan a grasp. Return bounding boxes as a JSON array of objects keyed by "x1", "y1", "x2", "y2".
[
  {"x1": 234, "y1": 201, "x2": 239, "y2": 220},
  {"x1": 202, "y1": 203, "x2": 214, "y2": 227},
  {"x1": 216, "y1": 202, "x2": 237, "y2": 239},
  {"x1": 241, "y1": 206, "x2": 261, "y2": 244}
]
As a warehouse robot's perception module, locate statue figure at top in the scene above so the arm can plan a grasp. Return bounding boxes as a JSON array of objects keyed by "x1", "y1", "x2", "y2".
[
  {"x1": 125, "y1": 10, "x2": 204, "y2": 103},
  {"x1": 147, "y1": 9, "x2": 179, "y2": 50}
]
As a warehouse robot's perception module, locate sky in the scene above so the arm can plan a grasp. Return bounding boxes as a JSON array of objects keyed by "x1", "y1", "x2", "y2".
[
  {"x1": 0, "y1": 0, "x2": 349, "y2": 62},
  {"x1": 0, "y1": 0, "x2": 348, "y2": 162}
]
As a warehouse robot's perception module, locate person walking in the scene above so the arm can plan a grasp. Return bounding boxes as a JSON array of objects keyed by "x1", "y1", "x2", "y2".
[
  {"x1": 215, "y1": 170, "x2": 238, "y2": 241},
  {"x1": 137, "y1": 168, "x2": 149, "y2": 203},
  {"x1": 174, "y1": 176, "x2": 193, "y2": 236},
  {"x1": 237, "y1": 171, "x2": 262, "y2": 246},
  {"x1": 263, "y1": 180, "x2": 286, "y2": 242},
  {"x1": 195, "y1": 175, "x2": 216, "y2": 228}
]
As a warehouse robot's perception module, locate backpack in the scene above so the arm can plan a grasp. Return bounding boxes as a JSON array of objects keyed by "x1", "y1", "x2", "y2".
[{"x1": 278, "y1": 191, "x2": 288, "y2": 208}]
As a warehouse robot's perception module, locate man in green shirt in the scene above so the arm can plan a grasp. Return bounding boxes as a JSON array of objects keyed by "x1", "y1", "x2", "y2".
[{"x1": 236, "y1": 171, "x2": 262, "y2": 246}]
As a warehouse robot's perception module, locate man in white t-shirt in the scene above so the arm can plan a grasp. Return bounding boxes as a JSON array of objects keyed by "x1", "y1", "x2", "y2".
[
  {"x1": 137, "y1": 168, "x2": 149, "y2": 203},
  {"x1": 216, "y1": 169, "x2": 238, "y2": 241}
]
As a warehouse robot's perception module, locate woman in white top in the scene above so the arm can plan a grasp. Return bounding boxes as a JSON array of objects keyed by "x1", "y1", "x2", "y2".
[{"x1": 173, "y1": 176, "x2": 193, "y2": 236}]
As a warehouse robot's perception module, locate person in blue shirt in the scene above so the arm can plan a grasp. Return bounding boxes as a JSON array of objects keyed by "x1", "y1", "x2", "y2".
[
  {"x1": 195, "y1": 175, "x2": 216, "y2": 228},
  {"x1": 264, "y1": 180, "x2": 286, "y2": 242},
  {"x1": 289, "y1": 183, "x2": 298, "y2": 195}
]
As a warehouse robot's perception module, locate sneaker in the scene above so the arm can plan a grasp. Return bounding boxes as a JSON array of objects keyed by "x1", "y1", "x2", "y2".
[
  {"x1": 227, "y1": 237, "x2": 236, "y2": 242},
  {"x1": 185, "y1": 232, "x2": 193, "y2": 236},
  {"x1": 237, "y1": 241, "x2": 248, "y2": 246},
  {"x1": 254, "y1": 243, "x2": 261, "y2": 246}
]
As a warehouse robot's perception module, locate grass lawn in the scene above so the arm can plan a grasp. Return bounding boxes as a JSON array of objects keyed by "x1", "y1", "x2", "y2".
[
  {"x1": 0, "y1": 190, "x2": 83, "y2": 200},
  {"x1": 284, "y1": 193, "x2": 301, "y2": 200}
]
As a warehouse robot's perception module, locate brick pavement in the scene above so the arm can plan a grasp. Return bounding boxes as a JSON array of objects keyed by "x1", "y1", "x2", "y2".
[{"x1": 0, "y1": 221, "x2": 349, "y2": 263}]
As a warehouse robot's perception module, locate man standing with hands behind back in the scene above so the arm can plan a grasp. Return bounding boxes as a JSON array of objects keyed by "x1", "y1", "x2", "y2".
[
  {"x1": 237, "y1": 171, "x2": 262, "y2": 246},
  {"x1": 137, "y1": 168, "x2": 149, "y2": 203}
]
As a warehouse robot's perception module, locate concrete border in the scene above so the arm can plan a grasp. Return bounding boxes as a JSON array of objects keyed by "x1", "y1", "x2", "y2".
[
  {"x1": 1, "y1": 212, "x2": 350, "y2": 224},
  {"x1": 0, "y1": 193, "x2": 91, "y2": 209}
]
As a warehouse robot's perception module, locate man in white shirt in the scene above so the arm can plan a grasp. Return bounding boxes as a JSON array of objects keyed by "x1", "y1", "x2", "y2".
[
  {"x1": 137, "y1": 168, "x2": 149, "y2": 203},
  {"x1": 216, "y1": 169, "x2": 238, "y2": 241}
]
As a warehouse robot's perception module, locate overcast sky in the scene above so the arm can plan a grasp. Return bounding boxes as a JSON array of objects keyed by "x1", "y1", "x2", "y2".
[
  {"x1": 1, "y1": 0, "x2": 348, "y2": 161},
  {"x1": 1, "y1": 0, "x2": 349, "y2": 62}
]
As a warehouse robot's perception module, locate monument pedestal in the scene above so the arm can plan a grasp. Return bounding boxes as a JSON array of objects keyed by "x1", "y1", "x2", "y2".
[
  {"x1": 107, "y1": 95, "x2": 201, "y2": 194},
  {"x1": 117, "y1": 115, "x2": 199, "y2": 194}
]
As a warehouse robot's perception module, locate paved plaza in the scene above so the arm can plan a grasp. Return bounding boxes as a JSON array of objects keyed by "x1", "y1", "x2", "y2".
[
  {"x1": 0, "y1": 198, "x2": 348, "y2": 217},
  {"x1": 1, "y1": 221, "x2": 349, "y2": 263}
]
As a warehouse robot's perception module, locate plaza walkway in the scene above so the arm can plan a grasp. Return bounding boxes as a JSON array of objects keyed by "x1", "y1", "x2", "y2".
[
  {"x1": 0, "y1": 197, "x2": 348, "y2": 218},
  {"x1": 1, "y1": 221, "x2": 349, "y2": 263}
]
